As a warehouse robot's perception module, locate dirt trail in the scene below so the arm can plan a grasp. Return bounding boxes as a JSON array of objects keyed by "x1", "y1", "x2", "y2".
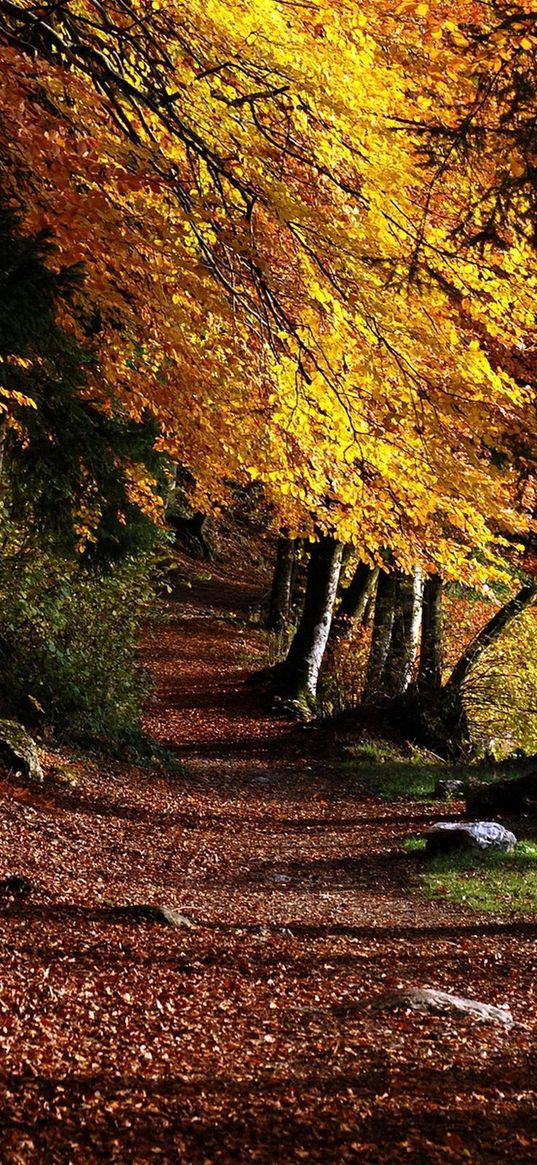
[{"x1": 0, "y1": 566, "x2": 535, "y2": 1163}]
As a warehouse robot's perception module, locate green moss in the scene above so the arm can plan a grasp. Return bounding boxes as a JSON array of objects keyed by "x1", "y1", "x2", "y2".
[
  {"x1": 359, "y1": 762, "x2": 439, "y2": 799},
  {"x1": 337, "y1": 735, "x2": 506, "y2": 801},
  {"x1": 0, "y1": 718, "x2": 43, "y2": 782}
]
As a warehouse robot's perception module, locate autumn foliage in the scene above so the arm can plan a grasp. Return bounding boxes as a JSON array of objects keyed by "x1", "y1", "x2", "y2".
[
  {"x1": 1, "y1": 12, "x2": 537, "y2": 1159},
  {"x1": 0, "y1": 2, "x2": 537, "y2": 747},
  {"x1": 0, "y1": 0, "x2": 535, "y2": 582}
]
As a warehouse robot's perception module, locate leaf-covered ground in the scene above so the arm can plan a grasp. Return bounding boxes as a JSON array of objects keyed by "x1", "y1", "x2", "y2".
[{"x1": 0, "y1": 560, "x2": 535, "y2": 1163}]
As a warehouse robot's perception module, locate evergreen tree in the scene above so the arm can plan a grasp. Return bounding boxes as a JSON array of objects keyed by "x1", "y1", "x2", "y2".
[{"x1": 0, "y1": 203, "x2": 165, "y2": 560}]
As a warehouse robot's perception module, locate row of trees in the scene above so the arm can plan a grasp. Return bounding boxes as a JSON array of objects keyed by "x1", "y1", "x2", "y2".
[
  {"x1": 264, "y1": 534, "x2": 537, "y2": 755},
  {"x1": 0, "y1": 2, "x2": 537, "y2": 748}
]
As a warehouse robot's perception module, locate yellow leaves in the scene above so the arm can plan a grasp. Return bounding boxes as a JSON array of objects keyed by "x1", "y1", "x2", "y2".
[
  {"x1": 509, "y1": 156, "x2": 526, "y2": 179},
  {"x1": 0, "y1": 0, "x2": 530, "y2": 578},
  {"x1": 449, "y1": 30, "x2": 470, "y2": 49},
  {"x1": 396, "y1": 0, "x2": 427, "y2": 14},
  {"x1": 0, "y1": 383, "x2": 37, "y2": 409},
  {"x1": 311, "y1": 281, "x2": 334, "y2": 309}
]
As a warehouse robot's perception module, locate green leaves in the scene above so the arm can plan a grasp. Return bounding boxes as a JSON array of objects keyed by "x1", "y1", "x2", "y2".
[{"x1": 0, "y1": 541, "x2": 156, "y2": 746}]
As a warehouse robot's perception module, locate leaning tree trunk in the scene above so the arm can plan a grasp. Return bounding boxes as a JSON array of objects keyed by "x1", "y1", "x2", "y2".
[
  {"x1": 278, "y1": 535, "x2": 343, "y2": 709},
  {"x1": 445, "y1": 582, "x2": 537, "y2": 694},
  {"x1": 361, "y1": 571, "x2": 398, "y2": 705},
  {"x1": 418, "y1": 574, "x2": 443, "y2": 692},
  {"x1": 330, "y1": 561, "x2": 379, "y2": 640},
  {"x1": 383, "y1": 569, "x2": 424, "y2": 698},
  {"x1": 266, "y1": 533, "x2": 295, "y2": 632},
  {"x1": 438, "y1": 581, "x2": 537, "y2": 755},
  {"x1": 405, "y1": 579, "x2": 537, "y2": 757}
]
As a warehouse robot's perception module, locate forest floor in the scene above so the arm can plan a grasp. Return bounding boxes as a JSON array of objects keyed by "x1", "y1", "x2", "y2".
[{"x1": 0, "y1": 551, "x2": 536, "y2": 1164}]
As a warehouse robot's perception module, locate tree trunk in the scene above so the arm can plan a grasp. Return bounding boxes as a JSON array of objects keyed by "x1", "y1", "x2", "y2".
[
  {"x1": 168, "y1": 511, "x2": 212, "y2": 559},
  {"x1": 331, "y1": 562, "x2": 379, "y2": 639},
  {"x1": 383, "y1": 569, "x2": 424, "y2": 698},
  {"x1": 362, "y1": 573, "x2": 379, "y2": 628},
  {"x1": 279, "y1": 535, "x2": 343, "y2": 708},
  {"x1": 362, "y1": 571, "x2": 398, "y2": 704},
  {"x1": 445, "y1": 582, "x2": 537, "y2": 694},
  {"x1": 402, "y1": 580, "x2": 537, "y2": 758},
  {"x1": 0, "y1": 416, "x2": 6, "y2": 485},
  {"x1": 266, "y1": 533, "x2": 294, "y2": 632},
  {"x1": 418, "y1": 574, "x2": 443, "y2": 691},
  {"x1": 289, "y1": 537, "x2": 307, "y2": 619}
]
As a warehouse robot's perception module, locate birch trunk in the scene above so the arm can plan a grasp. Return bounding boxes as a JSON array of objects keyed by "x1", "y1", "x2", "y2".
[
  {"x1": 280, "y1": 535, "x2": 343, "y2": 707},
  {"x1": 383, "y1": 569, "x2": 424, "y2": 697},
  {"x1": 361, "y1": 571, "x2": 397, "y2": 704}
]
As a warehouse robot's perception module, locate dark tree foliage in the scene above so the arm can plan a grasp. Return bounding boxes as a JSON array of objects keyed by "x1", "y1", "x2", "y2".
[
  {"x1": 406, "y1": 4, "x2": 537, "y2": 253},
  {"x1": 0, "y1": 202, "x2": 165, "y2": 561}
]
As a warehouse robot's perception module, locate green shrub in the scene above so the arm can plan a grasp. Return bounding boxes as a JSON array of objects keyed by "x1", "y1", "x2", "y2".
[{"x1": 0, "y1": 536, "x2": 157, "y2": 749}]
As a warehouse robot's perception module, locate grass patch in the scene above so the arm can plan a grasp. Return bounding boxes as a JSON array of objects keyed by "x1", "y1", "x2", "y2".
[
  {"x1": 356, "y1": 761, "x2": 440, "y2": 800},
  {"x1": 338, "y1": 737, "x2": 507, "y2": 801},
  {"x1": 403, "y1": 836, "x2": 427, "y2": 853},
  {"x1": 345, "y1": 756, "x2": 475, "y2": 801},
  {"x1": 409, "y1": 839, "x2": 537, "y2": 914}
]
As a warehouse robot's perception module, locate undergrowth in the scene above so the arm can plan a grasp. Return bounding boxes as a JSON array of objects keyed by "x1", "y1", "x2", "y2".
[{"x1": 0, "y1": 542, "x2": 160, "y2": 751}]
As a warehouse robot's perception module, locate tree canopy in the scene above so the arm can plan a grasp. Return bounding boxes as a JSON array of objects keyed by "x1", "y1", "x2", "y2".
[{"x1": 0, "y1": 0, "x2": 535, "y2": 580}]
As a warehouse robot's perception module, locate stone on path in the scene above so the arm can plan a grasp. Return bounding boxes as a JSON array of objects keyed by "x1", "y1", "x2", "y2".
[
  {"x1": 126, "y1": 905, "x2": 197, "y2": 928},
  {"x1": 426, "y1": 820, "x2": 516, "y2": 855},
  {"x1": 0, "y1": 719, "x2": 44, "y2": 784},
  {"x1": 367, "y1": 987, "x2": 512, "y2": 1025},
  {"x1": 434, "y1": 778, "x2": 466, "y2": 800}
]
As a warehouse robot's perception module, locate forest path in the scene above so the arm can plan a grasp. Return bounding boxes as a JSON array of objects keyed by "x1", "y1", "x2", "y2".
[{"x1": 0, "y1": 559, "x2": 535, "y2": 1163}]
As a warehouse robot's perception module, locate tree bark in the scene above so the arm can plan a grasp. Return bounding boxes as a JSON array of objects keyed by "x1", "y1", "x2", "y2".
[
  {"x1": 383, "y1": 569, "x2": 424, "y2": 698},
  {"x1": 0, "y1": 416, "x2": 6, "y2": 485},
  {"x1": 331, "y1": 561, "x2": 379, "y2": 639},
  {"x1": 279, "y1": 535, "x2": 343, "y2": 707},
  {"x1": 361, "y1": 571, "x2": 398, "y2": 704},
  {"x1": 418, "y1": 574, "x2": 443, "y2": 691},
  {"x1": 266, "y1": 533, "x2": 295, "y2": 632},
  {"x1": 362, "y1": 574, "x2": 379, "y2": 628},
  {"x1": 445, "y1": 582, "x2": 537, "y2": 694},
  {"x1": 289, "y1": 537, "x2": 308, "y2": 619},
  {"x1": 168, "y1": 511, "x2": 212, "y2": 559}
]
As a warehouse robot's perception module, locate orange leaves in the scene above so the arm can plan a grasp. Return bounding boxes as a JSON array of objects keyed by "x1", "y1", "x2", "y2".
[{"x1": 0, "y1": 1, "x2": 534, "y2": 578}]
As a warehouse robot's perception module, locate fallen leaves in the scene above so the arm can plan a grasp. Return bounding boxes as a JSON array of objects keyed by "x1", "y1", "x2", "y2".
[{"x1": 0, "y1": 562, "x2": 535, "y2": 1162}]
